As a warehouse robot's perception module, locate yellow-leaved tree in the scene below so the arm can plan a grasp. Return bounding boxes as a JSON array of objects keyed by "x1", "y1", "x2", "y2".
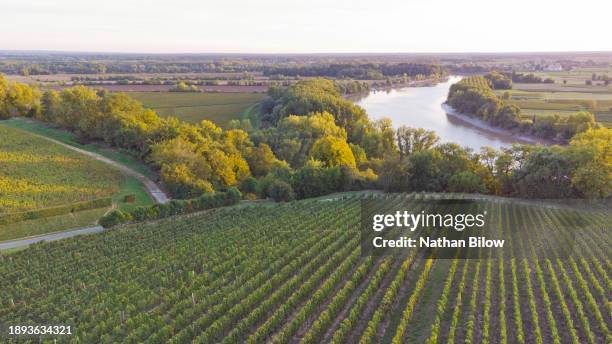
[
  {"x1": 569, "y1": 128, "x2": 612, "y2": 198},
  {"x1": 309, "y1": 136, "x2": 356, "y2": 168}
]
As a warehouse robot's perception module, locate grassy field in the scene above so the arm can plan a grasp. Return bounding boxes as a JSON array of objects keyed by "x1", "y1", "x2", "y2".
[
  {"x1": 530, "y1": 67, "x2": 612, "y2": 87},
  {"x1": 112, "y1": 175, "x2": 155, "y2": 212},
  {"x1": 1, "y1": 193, "x2": 609, "y2": 343},
  {"x1": 0, "y1": 125, "x2": 122, "y2": 213},
  {"x1": 130, "y1": 92, "x2": 265, "y2": 126}
]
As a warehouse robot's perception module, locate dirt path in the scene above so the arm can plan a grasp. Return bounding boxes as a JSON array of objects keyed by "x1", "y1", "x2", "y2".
[
  {"x1": 0, "y1": 225, "x2": 105, "y2": 250},
  {"x1": 22, "y1": 130, "x2": 169, "y2": 204}
]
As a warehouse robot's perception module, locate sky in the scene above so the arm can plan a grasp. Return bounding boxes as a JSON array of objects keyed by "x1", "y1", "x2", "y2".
[{"x1": 2, "y1": 0, "x2": 611, "y2": 54}]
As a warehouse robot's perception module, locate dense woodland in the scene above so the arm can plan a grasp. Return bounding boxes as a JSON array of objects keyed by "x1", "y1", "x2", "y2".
[
  {"x1": 447, "y1": 75, "x2": 599, "y2": 141},
  {"x1": 1, "y1": 73, "x2": 610, "y2": 201}
]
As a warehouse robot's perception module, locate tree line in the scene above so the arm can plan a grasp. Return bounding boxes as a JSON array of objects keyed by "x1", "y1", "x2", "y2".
[
  {"x1": 262, "y1": 63, "x2": 446, "y2": 80},
  {"x1": 509, "y1": 72, "x2": 554, "y2": 84},
  {"x1": 378, "y1": 128, "x2": 610, "y2": 199},
  {"x1": 1, "y1": 74, "x2": 609, "y2": 201},
  {"x1": 447, "y1": 75, "x2": 599, "y2": 141}
]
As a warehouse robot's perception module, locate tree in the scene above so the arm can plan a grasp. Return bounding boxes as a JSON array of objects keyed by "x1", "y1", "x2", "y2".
[
  {"x1": 396, "y1": 126, "x2": 439, "y2": 159},
  {"x1": 160, "y1": 163, "x2": 214, "y2": 199},
  {"x1": 170, "y1": 82, "x2": 199, "y2": 92},
  {"x1": 560, "y1": 111, "x2": 597, "y2": 140},
  {"x1": 291, "y1": 160, "x2": 342, "y2": 198},
  {"x1": 309, "y1": 136, "x2": 356, "y2": 168},
  {"x1": 7, "y1": 82, "x2": 41, "y2": 117},
  {"x1": 268, "y1": 180, "x2": 295, "y2": 202},
  {"x1": 99, "y1": 210, "x2": 132, "y2": 228},
  {"x1": 377, "y1": 155, "x2": 405, "y2": 192},
  {"x1": 0, "y1": 76, "x2": 41, "y2": 119},
  {"x1": 406, "y1": 150, "x2": 442, "y2": 192},
  {"x1": 0, "y1": 75, "x2": 9, "y2": 119},
  {"x1": 247, "y1": 143, "x2": 280, "y2": 177},
  {"x1": 568, "y1": 128, "x2": 612, "y2": 198},
  {"x1": 239, "y1": 176, "x2": 259, "y2": 194},
  {"x1": 448, "y1": 171, "x2": 486, "y2": 193},
  {"x1": 512, "y1": 147, "x2": 574, "y2": 198},
  {"x1": 349, "y1": 143, "x2": 367, "y2": 167},
  {"x1": 56, "y1": 86, "x2": 102, "y2": 136},
  {"x1": 269, "y1": 111, "x2": 347, "y2": 167},
  {"x1": 434, "y1": 143, "x2": 475, "y2": 190},
  {"x1": 484, "y1": 72, "x2": 512, "y2": 89},
  {"x1": 494, "y1": 104, "x2": 521, "y2": 128},
  {"x1": 40, "y1": 90, "x2": 61, "y2": 122}
]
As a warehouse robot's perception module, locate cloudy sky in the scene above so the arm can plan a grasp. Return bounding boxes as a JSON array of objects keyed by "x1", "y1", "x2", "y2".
[{"x1": 2, "y1": 0, "x2": 611, "y2": 53}]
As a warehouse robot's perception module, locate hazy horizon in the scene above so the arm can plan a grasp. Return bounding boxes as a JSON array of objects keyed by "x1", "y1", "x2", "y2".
[
  {"x1": 2, "y1": 49, "x2": 612, "y2": 56},
  {"x1": 2, "y1": 0, "x2": 611, "y2": 54}
]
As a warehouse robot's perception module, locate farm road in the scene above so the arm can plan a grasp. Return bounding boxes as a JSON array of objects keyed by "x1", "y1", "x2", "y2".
[
  {"x1": 0, "y1": 126, "x2": 170, "y2": 250},
  {"x1": 0, "y1": 225, "x2": 105, "y2": 250},
  {"x1": 23, "y1": 130, "x2": 169, "y2": 204}
]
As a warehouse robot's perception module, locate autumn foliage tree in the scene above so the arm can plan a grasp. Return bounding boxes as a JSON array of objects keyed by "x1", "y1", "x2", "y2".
[{"x1": 309, "y1": 136, "x2": 356, "y2": 168}]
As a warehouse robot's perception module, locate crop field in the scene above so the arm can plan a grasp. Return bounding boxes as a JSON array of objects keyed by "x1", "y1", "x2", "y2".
[
  {"x1": 130, "y1": 92, "x2": 266, "y2": 126},
  {"x1": 495, "y1": 82, "x2": 612, "y2": 127},
  {"x1": 0, "y1": 125, "x2": 122, "y2": 214},
  {"x1": 529, "y1": 68, "x2": 612, "y2": 86},
  {"x1": 1, "y1": 193, "x2": 609, "y2": 343},
  {"x1": 1, "y1": 119, "x2": 157, "y2": 179}
]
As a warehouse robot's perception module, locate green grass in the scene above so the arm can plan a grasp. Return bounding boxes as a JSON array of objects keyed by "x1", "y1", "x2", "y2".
[
  {"x1": 130, "y1": 92, "x2": 265, "y2": 126},
  {"x1": 0, "y1": 207, "x2": 109, "y2": 242},
  {"x1": 113, "y1": 175, "x2": 156, "y2": 212}
]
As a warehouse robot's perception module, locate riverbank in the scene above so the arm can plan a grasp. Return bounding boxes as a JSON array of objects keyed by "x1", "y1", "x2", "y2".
[{"x1": 441, "y1": 104, "x2": 556, "y2": 146}]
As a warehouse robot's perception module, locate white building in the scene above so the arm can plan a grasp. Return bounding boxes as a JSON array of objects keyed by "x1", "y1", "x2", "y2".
[{"x1": 543, "y1": 63, "x2": 563, "y2": 71}]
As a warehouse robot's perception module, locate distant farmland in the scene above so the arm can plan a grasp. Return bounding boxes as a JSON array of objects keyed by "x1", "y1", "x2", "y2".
[
  {"x1": 521, "y1": 68, "x2": 612, "y2": 127},
  {"x1": 130, "y1": 92, "x2": 266, "y2": 126},
  {"x1": 494, "y1": 80, "x2": 612, "y2": 127}
]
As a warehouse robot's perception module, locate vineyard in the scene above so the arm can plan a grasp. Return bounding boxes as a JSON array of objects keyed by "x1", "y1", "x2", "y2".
[
  {"x1": 0, "y1": 193, "x2": 610, "y2": 343},
  {"x1": 455, "y1": 75, "x2": 492, "y2": 90},
  {"x1": 0, "y1": 125, "x2": 122, "y2": 213}
]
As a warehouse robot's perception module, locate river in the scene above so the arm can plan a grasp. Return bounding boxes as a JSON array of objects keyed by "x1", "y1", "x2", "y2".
[{"x1": 355, "y1": 76, "x2": 537, "y2": 151}]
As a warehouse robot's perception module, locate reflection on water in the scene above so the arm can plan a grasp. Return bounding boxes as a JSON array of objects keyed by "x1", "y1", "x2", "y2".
[{"x1": 355, "y1": 76, "x2": 529, "y2": 151}]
